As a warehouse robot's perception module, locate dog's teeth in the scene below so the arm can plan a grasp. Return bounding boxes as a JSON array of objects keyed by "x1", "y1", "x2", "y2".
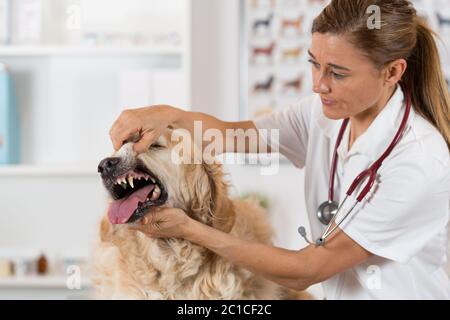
[
  {"x1": 150, "y1": 177, "x2": 155, "y2": 183},
  {"x1": 151, "y1": 185, "x2": 161, "y2": 200},
  {"x1": 128, "y1": 176, "x2": 134, "y2": 188}
]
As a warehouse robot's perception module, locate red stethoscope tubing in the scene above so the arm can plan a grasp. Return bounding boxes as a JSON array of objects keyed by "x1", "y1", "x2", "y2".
[{"x1": 328, "y1": 83, "x2": 412, "y2": 204}]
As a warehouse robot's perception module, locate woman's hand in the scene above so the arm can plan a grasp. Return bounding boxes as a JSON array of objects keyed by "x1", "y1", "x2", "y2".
[
  {"x1": 109, "y1": 105, "x2": 184, "y2": 154},
  {"x1": 129, "y1": 207, "x2": 192, "y2": 239}
]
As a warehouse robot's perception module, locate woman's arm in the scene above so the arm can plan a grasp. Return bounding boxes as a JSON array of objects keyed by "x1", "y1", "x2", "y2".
[
  {"x1": 109, "y1": 105, "x2": 270, "y2": 154},
  {"x1": 185, "y1": 220, "x2": 371, "y2": 290},
  {"x1": 132, "y1": 208, "x2": 372, "y2": 291},
  {"x1": 184, "y1": 219, "x2": 372, "y2": 291}
]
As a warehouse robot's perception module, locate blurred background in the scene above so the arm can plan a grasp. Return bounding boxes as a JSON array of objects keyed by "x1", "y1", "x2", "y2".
[{"x1": 0, "y1": 0, "x2": 448, "y2": 299}]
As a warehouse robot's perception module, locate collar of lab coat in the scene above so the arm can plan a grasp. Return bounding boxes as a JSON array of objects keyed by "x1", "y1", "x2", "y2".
[{"x1": 316, "y1": 84, "x2": 415, "y2": 161}]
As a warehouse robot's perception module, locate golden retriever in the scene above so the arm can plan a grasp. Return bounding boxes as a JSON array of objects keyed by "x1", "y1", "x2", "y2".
[{"x1": 91, "y1": 130, "x2": 310, "y2": 299}]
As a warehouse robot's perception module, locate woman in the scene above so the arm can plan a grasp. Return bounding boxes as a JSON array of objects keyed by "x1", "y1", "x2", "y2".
[{"x1": 109, "y1": 0, "x2": 450, "y2": 299}]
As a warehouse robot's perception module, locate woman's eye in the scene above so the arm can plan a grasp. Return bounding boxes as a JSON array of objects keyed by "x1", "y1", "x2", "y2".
[{"x1": 331, "y1": 71, "x2": 346, "y2": 80}]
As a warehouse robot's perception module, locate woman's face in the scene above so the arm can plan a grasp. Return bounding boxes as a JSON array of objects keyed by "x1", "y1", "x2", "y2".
[{"x1": 309, "y1": 32, "x2": 388, "y2": 120}]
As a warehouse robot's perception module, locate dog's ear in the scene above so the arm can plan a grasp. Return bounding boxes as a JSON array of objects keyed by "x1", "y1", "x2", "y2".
[{"x1": 189, "y1": 163, "x2": 236, "y2": 233}]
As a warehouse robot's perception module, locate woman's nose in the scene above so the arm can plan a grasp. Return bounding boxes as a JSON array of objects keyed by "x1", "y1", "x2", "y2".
[{"x1": 312, "y1": 73, "x2": 331, "y2": 94}]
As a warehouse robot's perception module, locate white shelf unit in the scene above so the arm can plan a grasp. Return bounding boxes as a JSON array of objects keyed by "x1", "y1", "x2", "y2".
[
  {"x1": 0, "y1": 276, "x2": 91, "y2": 289},
  {"x1": 0, "y1": 0, "x2": 192, "y2": 173},
  {"x1": 0, "y1": 276, "x2": 92, "y2": 299},
  {"x1": 0, "y1": 1, "x2": 192, "y2": 298},
  {"x1": 0, "y1": 45, "x2": 185, "y2": 56}
]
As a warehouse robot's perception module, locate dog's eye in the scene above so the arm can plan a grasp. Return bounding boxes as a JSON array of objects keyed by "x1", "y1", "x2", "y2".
[{"x1": 149, "y1": 143, "x2": 164, "y2": 150}]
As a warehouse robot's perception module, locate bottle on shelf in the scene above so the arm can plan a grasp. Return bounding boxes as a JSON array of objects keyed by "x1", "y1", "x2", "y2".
[
  {"x1": 0, "y1": 258, "x2": 13, "y2": 277},
  {"x1": 37, "y1": 253, "x2": 48, "y2": 275}
]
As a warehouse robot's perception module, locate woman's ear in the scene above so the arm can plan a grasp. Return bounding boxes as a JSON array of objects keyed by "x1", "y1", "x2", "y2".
[{"x1": 384, "y1": 58, "x2": 408, "y2": 86}]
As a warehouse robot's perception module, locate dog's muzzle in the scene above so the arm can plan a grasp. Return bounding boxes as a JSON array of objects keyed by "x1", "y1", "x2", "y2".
[{"x1": 98, "y1": 153, "x2": 168, "y2": 225}]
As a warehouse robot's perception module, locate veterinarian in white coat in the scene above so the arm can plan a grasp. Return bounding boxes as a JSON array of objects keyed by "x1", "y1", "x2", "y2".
[{"x1": 109, "y1": 0, "x2": 450, "y2": 299}]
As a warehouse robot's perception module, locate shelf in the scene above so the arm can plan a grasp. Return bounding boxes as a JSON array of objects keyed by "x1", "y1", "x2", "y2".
[
  {"x1": 0, "y1": 165, "x2": 98, "y2": 177},
  {"x1": 0, "y1": 276, "x2": 91, "y2": 289},
  {"x1": 0, "y1": 45, "x2": 184, "y2": 57}
]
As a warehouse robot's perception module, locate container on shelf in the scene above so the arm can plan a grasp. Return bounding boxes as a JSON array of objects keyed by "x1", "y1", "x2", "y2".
[
  {"x1": 0, "y1": 0, "x2": 12, "y2": 45},
  {"x1": 0, "y1": 63, "x2": 20, "y2": 165},
  {"x1": 11, "y1": 0, "x2": 44, "y2": 45}
]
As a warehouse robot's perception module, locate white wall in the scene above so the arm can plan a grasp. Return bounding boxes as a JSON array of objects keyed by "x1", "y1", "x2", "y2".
[
  {"x1": 190, "y1": 0, "x2": 311, "y2": 248},
  {"x1": 190, "y1": 0, "x2": 240, "y2": 121}
]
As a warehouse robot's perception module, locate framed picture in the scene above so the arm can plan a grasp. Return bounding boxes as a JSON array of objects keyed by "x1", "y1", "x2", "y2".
[
  {"x1": 239, "y1": 0, "x2": 330, "y2": 120},
  {"x1": 239, "y1": 0, "x2": 450, "y2": 121}
]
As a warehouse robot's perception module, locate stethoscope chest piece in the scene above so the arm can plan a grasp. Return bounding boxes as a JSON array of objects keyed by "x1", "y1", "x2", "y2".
[{"x1": 317, "y1": 200, "x2": 338, "y2": 225}]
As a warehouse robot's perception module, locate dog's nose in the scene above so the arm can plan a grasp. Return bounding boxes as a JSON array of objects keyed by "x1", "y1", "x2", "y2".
[{"x1": 98, "y1": 157, "x2": 121, "y2": 175}]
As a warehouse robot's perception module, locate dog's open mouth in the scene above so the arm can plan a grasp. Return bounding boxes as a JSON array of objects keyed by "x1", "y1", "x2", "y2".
[{"x1": 106, "y1": 163, "x2": 168, "y2": 225}]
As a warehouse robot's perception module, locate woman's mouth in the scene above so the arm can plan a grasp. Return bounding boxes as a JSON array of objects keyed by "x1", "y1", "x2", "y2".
[{"x1": 321, "y1": 98, "x2": 337, "y2": 106}]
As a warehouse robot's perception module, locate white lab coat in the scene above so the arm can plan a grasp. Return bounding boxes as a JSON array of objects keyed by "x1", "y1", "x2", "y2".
[{"x1": 254, "y1": 85, "x2": 450, "y2": 299}]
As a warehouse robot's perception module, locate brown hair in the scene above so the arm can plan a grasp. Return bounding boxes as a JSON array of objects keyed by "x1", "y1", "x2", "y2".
[{"x1": 312, "y1": 0, "x2": 450, "y2": 150}]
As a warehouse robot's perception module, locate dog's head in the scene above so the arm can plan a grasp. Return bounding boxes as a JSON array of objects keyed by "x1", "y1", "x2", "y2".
[{"x1": 98, "y1": 129, "x2": 235, "y2": 233}]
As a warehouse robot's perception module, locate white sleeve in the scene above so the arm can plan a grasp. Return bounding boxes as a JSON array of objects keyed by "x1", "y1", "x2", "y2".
[
  {"x1": 339, "y1": 154, "x2": 450, "y2": 264},
  {"x1": 252, "y1": 95, "x2": 316, "y2": 169}
]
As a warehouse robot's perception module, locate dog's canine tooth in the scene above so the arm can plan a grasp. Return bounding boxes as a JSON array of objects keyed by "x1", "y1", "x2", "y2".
[
  {"x1": 151, "y1": 185, "x2": 161, "y2": 200},
  {"x1": 150, "y1": 177, "x2": 155, "y2": 183},
  {"x1": 128, "y1": 176, "x2": 134, "y2": 188}
]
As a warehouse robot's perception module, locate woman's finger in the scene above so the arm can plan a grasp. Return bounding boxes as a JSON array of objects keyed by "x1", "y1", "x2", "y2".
[
  {"x1": 133, "y1": 130, "x2": 160, "y2": 154},
  {"x1": 110, "y1": 124, "x2": 139, "y2": 151}
]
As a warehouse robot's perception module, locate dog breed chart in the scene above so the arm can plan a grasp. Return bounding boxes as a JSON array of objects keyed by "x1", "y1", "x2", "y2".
[{"x1": 242, "y1": 0, "x2": 450, "y2": 119}]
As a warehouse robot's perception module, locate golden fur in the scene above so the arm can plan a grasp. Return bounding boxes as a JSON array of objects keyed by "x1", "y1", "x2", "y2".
[{"x1": 91, "y1": 131, "x2": 311, "y2": 299}]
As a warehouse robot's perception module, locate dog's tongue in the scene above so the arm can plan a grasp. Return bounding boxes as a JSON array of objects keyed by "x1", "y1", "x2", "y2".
[{"x1": 108, "y1": 184, "x2": 155, "y2": 224}]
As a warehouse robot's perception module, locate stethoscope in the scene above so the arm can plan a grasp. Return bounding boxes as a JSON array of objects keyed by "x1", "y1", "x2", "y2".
[{"x1": 298, "y1": 83, "x2": 412, "y2": 246}]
